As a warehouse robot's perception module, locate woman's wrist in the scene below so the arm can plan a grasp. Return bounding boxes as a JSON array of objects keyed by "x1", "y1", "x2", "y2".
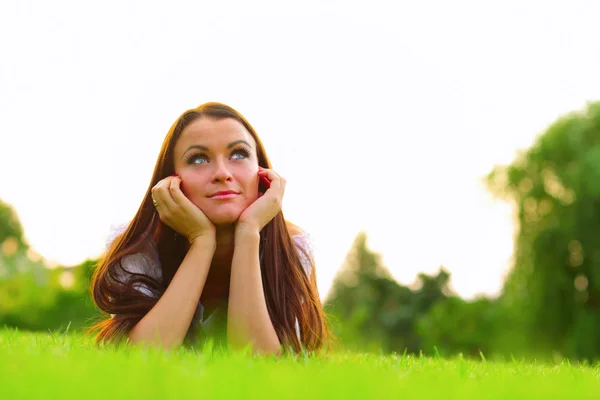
[
  {"x1": 188, "y1": 234, "x2": 217, "y2": 253},
  {"x1": 234, "y1": 223, "x2": 261, "y2": 241}
]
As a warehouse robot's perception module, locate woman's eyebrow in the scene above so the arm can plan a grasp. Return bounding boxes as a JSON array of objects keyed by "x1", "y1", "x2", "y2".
[
  {"x1": 182, "y1": 144, "x2": 209, "y2": 159},
  {"x1": 182, "y1": 140, "x2": 253, "y2": 159},
  {"x1": 227, "y1": 140, "x2": 252, "y2": 149}
]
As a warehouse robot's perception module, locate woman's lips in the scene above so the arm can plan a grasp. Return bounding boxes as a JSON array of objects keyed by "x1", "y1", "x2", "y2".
[
  {"x1": 210, "y1": 193, "x2": 238, "y2": 200},
  {"x1": 208, "y1": 190, "x2": 239, "y2": 200}
]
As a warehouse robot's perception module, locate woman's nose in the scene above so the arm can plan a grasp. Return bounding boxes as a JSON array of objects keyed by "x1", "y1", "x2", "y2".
[{"x1": 211, "y1": 160, "x2": 233, "y2": 182}]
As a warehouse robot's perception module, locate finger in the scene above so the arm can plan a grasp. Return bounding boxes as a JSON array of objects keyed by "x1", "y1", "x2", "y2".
[
  {"x1": 258, "y1": 168, "x2": 280, "y2": 182},
  {"x1": 153, "y1": 178, "x2": 178, "y2": 212},
  {"x1": 156, "y1": 179, "x2": 177, "y2": 209},
  {"x1": 259, "y1": 174, "x2": 271, "y2": 188},
  {"x1": 259, "y1": 169, "x2": 285, "y2": 192},
  {"x1": 169, "y1": 177, "x2": 193, "y2": 211},
  {"x1": 151, "y1": 190, "x2": 166, "y2": 216}
]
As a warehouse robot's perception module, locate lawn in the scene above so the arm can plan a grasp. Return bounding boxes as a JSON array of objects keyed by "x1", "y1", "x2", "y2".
[{"x1": 1, "y1": 327, "x2": 599, "y2": 399}]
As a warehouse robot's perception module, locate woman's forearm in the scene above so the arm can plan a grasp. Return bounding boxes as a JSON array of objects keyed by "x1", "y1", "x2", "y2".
[
  {"x1": 128, "y1": 237, "x2": 215, "y2": 349},
  {"x1": 228, "y1": 228, "x2": 280, "y2": 354}
]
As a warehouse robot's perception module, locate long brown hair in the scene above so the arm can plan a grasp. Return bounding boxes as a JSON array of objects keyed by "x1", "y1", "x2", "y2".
[{"x1": 88, "y1": 102, "x2": 330, "y2": 353}]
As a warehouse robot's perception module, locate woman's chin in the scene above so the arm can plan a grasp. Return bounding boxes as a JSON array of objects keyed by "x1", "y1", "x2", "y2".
[{"x1": 205, "y1": 209, "x2": 243, "y2": 226}]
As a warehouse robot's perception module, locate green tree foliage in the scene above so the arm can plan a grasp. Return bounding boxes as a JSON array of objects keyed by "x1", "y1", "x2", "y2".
[
  {"x1": 487, "y1": 101, "x2": 600, "y2": 360},
  {"x1": 417, "y1": 296, "x2": 497, "y2": 358},
  {"x1": 325, "y1": 232, "x2": 453, "y2": 354},
  {"x1": 0, "y1": 198, "x2": 101, "y2": 331},
  {"x1": 0, "y1": 199, "x2": 30, "y2": 279},
  {"x1": 0, "y1": 199, "x2": 26, "y2": 249}
]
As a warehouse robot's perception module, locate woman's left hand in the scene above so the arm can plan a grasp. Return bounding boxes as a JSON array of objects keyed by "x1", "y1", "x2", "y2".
[{"x1": 237, "y1": 167, "x2": 286, "y2": 234}]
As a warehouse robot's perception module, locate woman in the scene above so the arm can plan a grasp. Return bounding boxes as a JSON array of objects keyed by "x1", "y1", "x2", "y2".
[{"x1": 89, "y1": 102, "x2": 329, "y2": 355}]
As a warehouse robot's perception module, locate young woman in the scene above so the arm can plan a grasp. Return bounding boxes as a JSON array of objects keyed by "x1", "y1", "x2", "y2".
[{"x1": 89, "y1": 102, "x2": 329, "y2": 355}]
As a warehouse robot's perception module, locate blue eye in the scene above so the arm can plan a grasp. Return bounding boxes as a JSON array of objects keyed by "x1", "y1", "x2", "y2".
[
  {"x1": 185, "y1": 153, "x2": 208, "y2": 165},
  {"x1": 231, "y1": 148, "x2": 250, "y2": 160},
  {"x1": 184, "y1": 147, "x2": 250, "y2": 165}
]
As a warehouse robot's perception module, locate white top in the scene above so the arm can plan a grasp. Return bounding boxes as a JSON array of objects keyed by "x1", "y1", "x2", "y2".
[{"x1": 106, "y1": 223, "x2": 315, "y2": 339}]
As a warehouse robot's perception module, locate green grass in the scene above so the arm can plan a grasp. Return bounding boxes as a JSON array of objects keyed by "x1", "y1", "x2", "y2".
[{"x1": 2, "y1": 328, "x2": 600, "y2": 399}]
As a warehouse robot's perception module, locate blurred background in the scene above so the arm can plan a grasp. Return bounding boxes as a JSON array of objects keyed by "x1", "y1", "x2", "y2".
[{"x1": 3, "y1": 0, "x2": 600, "y2": 361}]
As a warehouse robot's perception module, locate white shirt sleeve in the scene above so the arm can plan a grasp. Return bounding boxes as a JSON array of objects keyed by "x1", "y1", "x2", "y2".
[
  {"x1": 116, "y1": 252, "x2": 162, "y2": 298},
  {"x1": 291, "y1": 232, "x2": 315, "y2": 279},
  {"x1": 291, "y1": 231, "x2": 316, "y2": 342},
  {"x1": 105, "y1": 223, "x2": 162, "y2": 317}
]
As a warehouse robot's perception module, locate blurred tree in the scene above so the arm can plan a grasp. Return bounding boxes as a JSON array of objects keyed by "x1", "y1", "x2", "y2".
[
  {"x1": 0, "y1": 199, "x2": 30, "y2": 279},
  {"x1": 0, "y1": 199, "x2": 26, "y2": 249},
  {"x1": 0, "y1": 197, "x2": 101, "y2": 331},
  {"x1": 417, "y1": 296, "x2": 497, "y2": 358},
  {"x1": 325, "y1": 232, "x2": 452, "y2": 354},
  {"x1": 325, "y1": 232, "x2": 393, "y2": 351},
  {"x1": 487, "y1": 101, "x2": 600, "y2": 360}
]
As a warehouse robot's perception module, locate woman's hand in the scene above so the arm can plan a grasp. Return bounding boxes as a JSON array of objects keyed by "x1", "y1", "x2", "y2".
[
  {"x1": 236, "y1": 167, "x2": 285, "y2": 234},
  {"x1": 151, "y1": 175, "x2": 216, "y2": 244}
]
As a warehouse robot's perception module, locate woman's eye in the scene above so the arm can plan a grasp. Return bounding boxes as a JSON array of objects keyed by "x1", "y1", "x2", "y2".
[
  {"x1": 188, "y1": 154, "x2": 208, "y2": 164},
  {"x1": 231, "y1": 148, "x2": 250, "y2": 160}
]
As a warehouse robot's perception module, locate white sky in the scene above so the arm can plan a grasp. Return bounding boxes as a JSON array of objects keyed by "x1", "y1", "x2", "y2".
[{"x1": 1, "y1": 0, "x2": 599, "y2": 300}]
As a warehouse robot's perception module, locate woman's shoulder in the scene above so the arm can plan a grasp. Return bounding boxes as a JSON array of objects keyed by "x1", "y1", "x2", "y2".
[
  {"x1": 286, "y1": 221, "x2": 304, "y2": 237},
  {"x1": 105, "y1": 221, "x2": 129, "y2": 250},
  {"x1": 287, "y1": 222, "x2": 314, "y2": 277},
  {"x1": 286, "y1": 221, "x2": 312, "y2": 244},
  {"x1": 287, "y1": 222, "x2": 312, "y2": 250},
  {"x1": 105, "y1": 221, "x2": 162, "y2": 281}
]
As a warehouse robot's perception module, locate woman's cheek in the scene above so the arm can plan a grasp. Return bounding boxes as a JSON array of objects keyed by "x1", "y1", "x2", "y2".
[
  {"x1": 249, "y1": 178, "x2": 258, "y2": 201},
  {"x1": 179, "y1": 174, "x2": 204, "y2": 201}
]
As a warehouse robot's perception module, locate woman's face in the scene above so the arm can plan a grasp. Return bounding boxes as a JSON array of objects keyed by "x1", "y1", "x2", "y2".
[{"x1": 173, "y1": 117, "x2": 260, "y2": 226}]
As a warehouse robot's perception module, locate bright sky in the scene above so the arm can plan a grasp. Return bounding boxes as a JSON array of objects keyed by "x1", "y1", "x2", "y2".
[{"x1": 1, "y1": 0, "x2": 600, "y2": 300}]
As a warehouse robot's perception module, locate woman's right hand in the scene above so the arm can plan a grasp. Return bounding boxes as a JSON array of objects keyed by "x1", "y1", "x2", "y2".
[{"x1": 151, "y1": 175, "x2": 216, "y2": 244}]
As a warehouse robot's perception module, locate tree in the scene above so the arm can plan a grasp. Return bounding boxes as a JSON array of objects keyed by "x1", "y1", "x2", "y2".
[
  {"x1": 487, "y1": 101, "x2": 600, "y2": 360},
  {"x1": 0, "y1": 199, "x2": 26, "y2": 250},
  {"x1": 0, "y1": 199, "x2": 31, "y2": 279},
  {"x1": 417, "y1": 296, "x2": 497, "y2": 358},
  {"x1": 325, "y1": 232, "x2": 396, "y2": 351},
  {"x1": 0, "y1": 197, "x2": 101, "y2": 331},
  {"x1": 325, "y1": 231, "x2": 452, "y2": 354}
]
